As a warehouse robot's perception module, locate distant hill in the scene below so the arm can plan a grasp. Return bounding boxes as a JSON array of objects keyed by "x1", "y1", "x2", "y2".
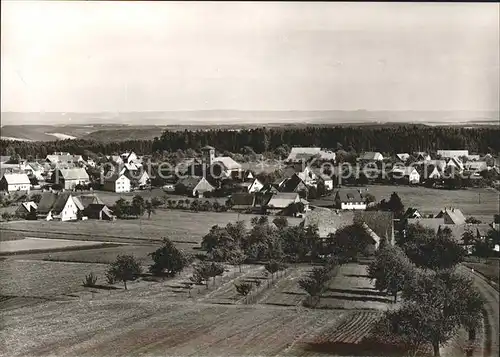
[{"x1": 1, "y1": 110, "x2": 498, "y2": 142}]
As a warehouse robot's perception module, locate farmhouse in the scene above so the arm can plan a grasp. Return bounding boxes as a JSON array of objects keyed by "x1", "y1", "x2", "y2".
[
  {"x1": 36, "y1": 192, "x2": 80, "y2": 221},
  {"x1": 437, "y1": 150, "x2": 469, "y2": 159},
  {"x1": 265, "y1": 192, "x2": 303, "y2": 215},
  {"x1": 103, "y1": 173, "x2": 131, "y2": 193},
  {"x1": 15, "y1": 201, "x2": 37, "y2": 218},
  {"x1": 52, "y1": 168, "x2": 90, "y2": 190},
  {"x1": 360, "y1": 152, "x2": 384, "y2": 161},
  {"x1": 435, "y1": 208, "x2": 466, "y2": 225},
  {"x1": 175, "y1": 176, "x2": 215, "y2": 197},
  {"x1": 304, "y1": 209, "x2": 393, "y2": 248},
  {"x1": 334, "y1": 189, "x2": 366, "y2": 210},
  {"x1": 0, "y1": 173, "x2": 31, "y2": 192},
  {"x1": 83, "y1": 204, "x2": 114, "y2": 220},
  {"x1": 212, "y1": 156, "x2": 243, "y2": 178}
]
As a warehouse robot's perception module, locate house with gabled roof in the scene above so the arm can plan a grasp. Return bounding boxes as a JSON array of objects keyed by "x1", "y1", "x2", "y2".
[
  {"x1": 238, "y1": 178, "x2": 264, "y2": 193},
  {"x1": 0, "y1": 173, "x2": 31, "y2": 192},
  {"x1": 334, "y1": 189, "x2": 366, "y2": 210},
  {"x1": 175, "y1": 176, "x2": 215, "y2": 198},
  {"x1": 229, "y1": 193, "x2": 256, "y2": 212},
  {"x1": 51, "y1": 168, "x2": 90, "y2": 190},
  {"x1": 15, "y1": 201, "x2": 37, "y2": 218},
  {"x1": 280, "y1": 174, "x2": 309, "y2": 196},
  {"x1": 435, "y1": 208, "x2": 466, "y2": 225},
  {"x1": 36, "y1": 191, "x2": 79, "y2": 221},
  {"x1": 103, "y1": 173, "x2": 131, "y2": 193},
  {"x1": 265, "y1": 192, "x2": 303, "y2": 214},
  {"x1": 212, "y1": 156, "x2": 243, "y2": 178}
]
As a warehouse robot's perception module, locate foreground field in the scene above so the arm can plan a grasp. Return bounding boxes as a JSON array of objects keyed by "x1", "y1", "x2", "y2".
[
  {"x1": 0, "y1": 210, "x2": 301, "y2": 245},
  {"x1": 0, "y1": 260, "x2": 109, "y2": 298},
  {"x1": 0, "y1": 298, "x2": 361, "y2": 357}
]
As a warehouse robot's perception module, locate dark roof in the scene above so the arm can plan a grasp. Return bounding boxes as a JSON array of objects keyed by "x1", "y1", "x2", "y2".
[
  {"x1": 36, "y1": 192, "x2": 58, "y2": 214},
  {"x1": 52, "y1": 192, "x2": 72, "y2": 214},
  {"x1": 335, "y1": 189, "x2": 363, "y2": 203},
  {"x1": 281, "y1": 174, "x2": 307, "y2": 193},
  {"x1": 230, "y1": 193, "x2": 256, "y2": 207},
  {"x1": 354, "y1": 211, "x2": 394, "y2": 242},
  {"x1": 176, "y1": 176, "x2": 203, "y2": 190}
]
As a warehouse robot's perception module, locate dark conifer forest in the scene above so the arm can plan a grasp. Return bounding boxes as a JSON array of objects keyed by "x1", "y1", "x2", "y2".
[{"x1": 1, "y1": 125, "x2": 499, "y2": 157}]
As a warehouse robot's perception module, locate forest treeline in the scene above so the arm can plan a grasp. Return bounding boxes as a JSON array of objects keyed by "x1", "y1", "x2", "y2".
[{"x1": 1, "y1": 126, "x2": 499, "y2": 158}]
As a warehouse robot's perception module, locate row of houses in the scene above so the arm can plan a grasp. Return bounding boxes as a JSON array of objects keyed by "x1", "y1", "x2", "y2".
[
  {"x1": 1, "y1": 151, "x2": 151, "y2": 193},
  {"x1": 16, "y1": 192, "x2": 113, "y2": 221},
  {"x1": 403, "y1": 207, "x2": 499, "y2": 253}
]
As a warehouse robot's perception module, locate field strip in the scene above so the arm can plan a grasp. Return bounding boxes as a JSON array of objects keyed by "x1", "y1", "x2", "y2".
[
  {"x1": 0, "y1": 227, "x2": 198, "y2": 245},
  {"x1": 9, "y1": 259, "x2": 109, "y2": 267}
]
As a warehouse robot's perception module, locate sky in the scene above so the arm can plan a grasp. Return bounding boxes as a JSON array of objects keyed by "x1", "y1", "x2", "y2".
[{"x1": 1, "y1": 1, "x2": 499, "y2": 113}]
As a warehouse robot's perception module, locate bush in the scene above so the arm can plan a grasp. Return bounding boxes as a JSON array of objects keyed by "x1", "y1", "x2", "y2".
[
  {"x1": 82, "y1": 272, "x2": 98, "y2": 287},
  {"x1": 235, "y1": 282, "x2": 253, "y2": 296}
]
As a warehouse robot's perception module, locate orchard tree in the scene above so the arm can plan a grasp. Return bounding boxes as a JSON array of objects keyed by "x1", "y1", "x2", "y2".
[
  {"x1": 367, "y1": 245, "x2": 415, "y2": 302},
  {"x1": 227, "y1": 249, "x2": 247, "y2": 272},
  {"x1": 402, "y1": 224, "x2": 465, "y2": 270},
  {"x1": 106, "y1": 255, "x2": 142, "y2": 290},
  {"x1": 298, "y1": 266, "x2": 333, "y2": 306},
  {"x1": 149, "y1": 238, "x2": 190, "y2": 277},
  {"x1": 400, "y1": 269, "x2": 484, "y2": 355},
  {"x1": 144, "y1": 200, "x2": 156, "y2": 219}
]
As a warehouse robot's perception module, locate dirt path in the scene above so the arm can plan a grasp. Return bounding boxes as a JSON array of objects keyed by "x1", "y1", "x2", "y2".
[{"x1": 459, "y1": 265, "x2": 499, "y2": 357}]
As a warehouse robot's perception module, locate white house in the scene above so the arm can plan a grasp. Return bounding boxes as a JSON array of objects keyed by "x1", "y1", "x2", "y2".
[
  {"x1": 404, "y1": 167, "x2": 420, "y2": 184},
  {"x1": 125, "y1": 170, "x2": 150, "y2": 188},
  {"x1": 334, "y1": 189, "x2": 366, "y2": 210},
  {"x1": 103, "y1": 173, "x2": 131, "y2": 193},
  {"x1": 0, "y1": 173, "x2": 31, "y2": 192}
]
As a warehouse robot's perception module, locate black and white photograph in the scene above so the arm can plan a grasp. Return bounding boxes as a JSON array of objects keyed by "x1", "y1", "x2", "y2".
[{"x1": 1, "y1": 2, "x2": 499, "y2": 356}]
